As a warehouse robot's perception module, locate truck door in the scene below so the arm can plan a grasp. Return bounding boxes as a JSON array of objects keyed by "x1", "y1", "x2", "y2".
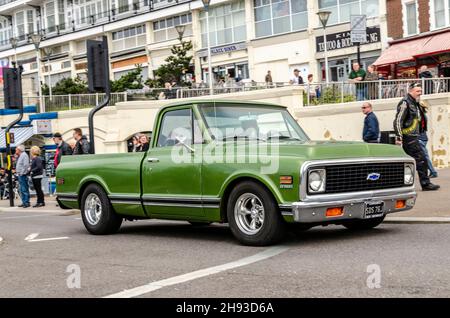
[{"x1": 141, "y1": 106, "x2": 204, "y2": 217}]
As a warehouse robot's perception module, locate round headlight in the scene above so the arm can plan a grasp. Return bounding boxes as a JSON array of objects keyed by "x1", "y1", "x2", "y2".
[
  {"x1": 309, "y1": 170, "x2": 325, "y2": 192},
  {"x1": 404, "y1": 165, "x2": 414, "y2": 185}
]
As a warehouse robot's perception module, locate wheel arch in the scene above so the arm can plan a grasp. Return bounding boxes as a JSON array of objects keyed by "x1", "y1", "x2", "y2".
[
  {"x1": 77, "y1": 177, "x2": 111, "y2": 207},
  {"x1": 219, "y1": 175, "x2": 282, "y2": 223}
]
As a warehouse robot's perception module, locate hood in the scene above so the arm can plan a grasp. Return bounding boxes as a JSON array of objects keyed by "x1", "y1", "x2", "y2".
[{"x1": 275, "y1": 140, "x2": 407, "y2": 160}]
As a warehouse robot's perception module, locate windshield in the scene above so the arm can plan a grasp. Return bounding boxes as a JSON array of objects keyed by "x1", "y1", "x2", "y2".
[{"x1": 200, "y1": 104, "x2": 310, "y2": 142}]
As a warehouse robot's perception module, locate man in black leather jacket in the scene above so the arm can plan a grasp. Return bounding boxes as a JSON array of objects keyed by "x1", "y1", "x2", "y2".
[{"x1": 393, "y1": 83, "x2": 440, "y2": 191}]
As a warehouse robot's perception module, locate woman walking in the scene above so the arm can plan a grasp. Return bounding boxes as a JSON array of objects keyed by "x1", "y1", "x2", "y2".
[{"x1": 30, "y1": 146, "x2": 45, "y2": 208}]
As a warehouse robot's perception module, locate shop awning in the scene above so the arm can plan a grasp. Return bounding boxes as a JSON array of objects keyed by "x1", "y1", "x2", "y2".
[
  {"x1": 374, "y1": 30, "x2": 450, "y2": 66},
  {"x1": 0, "y1": 126, "x2": 34, "y2": 149},
  {"x1": 373, "y1": 37, "x2": 430, "y2": 66}
]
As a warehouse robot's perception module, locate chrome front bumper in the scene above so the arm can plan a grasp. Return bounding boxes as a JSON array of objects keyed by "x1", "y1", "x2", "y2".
[{"x1": 282, "y1": 190, "x2": 417, "y2": 223}]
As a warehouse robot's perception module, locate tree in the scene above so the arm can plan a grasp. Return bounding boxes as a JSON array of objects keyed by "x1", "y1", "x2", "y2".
[
  {"x1": 110, "y1": 64, "x2": 144, "y2": 92},
  {"x1": 149, "y1": 40, "x2": 193, "y2": 87},
  {"x1": 41, "y1": 76, "x2": 89, "y2": 95}
]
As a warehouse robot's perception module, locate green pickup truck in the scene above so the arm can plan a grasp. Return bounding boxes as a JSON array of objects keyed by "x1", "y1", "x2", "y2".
[{"x1": 56, "y1": 100, "x2": 417, "y2": 246}]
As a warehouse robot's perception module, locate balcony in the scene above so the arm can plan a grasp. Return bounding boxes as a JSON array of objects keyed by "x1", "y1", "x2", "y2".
[{"x1": 0, "y1": 0, "x2": 41, "y2": 14}]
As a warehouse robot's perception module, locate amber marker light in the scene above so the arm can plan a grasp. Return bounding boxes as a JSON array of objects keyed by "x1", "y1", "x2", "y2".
[
  {"x1": 326, "y1": 207, "x2": 344, "y2": 217},
  {"x1": 396, "y1": 200, "x2": 406, "y2": 209},
  {"x1": 280, "y1": 176, "x2": 293, "y2": 184}
]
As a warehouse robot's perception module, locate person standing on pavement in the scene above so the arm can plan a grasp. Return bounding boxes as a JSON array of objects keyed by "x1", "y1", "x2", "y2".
[
  {"x1": 265, "y1": 71, "x2": 273, "y2": 86},
  {"x1": 361, "y1": 102, "x2": 380, "y2": 143},
  {"x1": 349, "y1": 62, "x2": 367, "y2": 101},
  {"x1": 53, "y1": 132, "x2": 72, "y2": 169},
  {"x1": 393, "y1": 83, "x2": 440, "y2": 191},
  {"x1": 29, "y1": 146, "x2": 45, "y2": 208},
  {"x1": 73, "y1": 128, "x2": 91, "y2": 155},
  {"x1": 289, "y1": 69, "x2": 304, "y2": 85},
  {"x1": 417, "y1": 101, "x2": 438, "y2": 178},
  {"x1": 15, "y1": 145, "x2": 30, "y2": 208}
]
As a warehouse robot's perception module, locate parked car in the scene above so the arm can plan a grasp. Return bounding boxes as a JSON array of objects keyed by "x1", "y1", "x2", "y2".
[{"x1": 56, "y1": 100, "x2": 417, "y2": 246}]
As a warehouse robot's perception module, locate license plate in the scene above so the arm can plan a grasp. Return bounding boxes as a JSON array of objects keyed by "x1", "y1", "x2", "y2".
[{"x1": 364, "y1": 202, "x2": 385, "y2": 219}]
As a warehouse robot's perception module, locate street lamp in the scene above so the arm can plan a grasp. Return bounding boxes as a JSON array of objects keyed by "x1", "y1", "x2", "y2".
[
  {"x1": 317, "y1": 11, "x2": 331, "y2": 84},
  {"x1": 30, "y1": 33, "x2": 44, "y2": 113},
  {"x1": 201, "y1": 0, "x2": 213, "y2": 95},
  {"x1": 43, "y1": 47, "x2": 53, "y2": 101},
  {"x1": 9, "y1": 37, "x2": 18, "y2": 65},
  {"x1": 175, "y1": 24, "x2": 185, "y2": 42}
]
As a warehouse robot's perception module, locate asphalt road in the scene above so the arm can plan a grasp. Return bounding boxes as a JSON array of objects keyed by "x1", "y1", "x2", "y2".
[{"x1": 1, "y1": 210, "x2": 450, "y2": 298}]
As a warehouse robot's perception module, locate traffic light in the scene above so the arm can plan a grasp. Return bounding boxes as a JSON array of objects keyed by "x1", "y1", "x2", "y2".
[
  {"x1": 2, "y1": 67, "x2": 23, "y2": 109},
  {"x1": 87, "y1": 36, "x2": 110, "y2": 92}
]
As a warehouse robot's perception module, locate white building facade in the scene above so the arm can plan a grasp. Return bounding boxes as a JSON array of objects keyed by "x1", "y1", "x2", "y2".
[{"x1": 0, "y1": 0, "x2": 388, "y2": 95}]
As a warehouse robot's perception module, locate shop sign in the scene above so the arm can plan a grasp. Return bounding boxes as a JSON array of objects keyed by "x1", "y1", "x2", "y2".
[
  {"x1": 33, "y1": 120, "x2": 52, "y2": 135},
  {"x1": 316, "y1": 27, "x2": 380, "y2": 53},
  {"x1": 198, "y1": 42, "x2": 247, "y2": 57}
]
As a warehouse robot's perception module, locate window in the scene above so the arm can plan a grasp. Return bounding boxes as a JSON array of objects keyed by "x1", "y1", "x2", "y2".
[
  {"x1": 118, "y1": 0, "x2": 129, "y2": 13},
  {"x1": 404, "y1": 1, "x2": 418, "y2": 36},
  {"x1": 200, "y1": 0, "x2": 246, "y2": 48},
  {"x1": 0, "y1": 19, "x2": 12, "y2": 46},
  {"x1": 157, "y1": 109, "x2": 193, "y2": 147},
  {"x1": 46, "y1": 1, "x2": 56, "y2": 33},
  {"x1": 58, "y1": 0, "x2": 65, "y2": 30},
  {"x1": 255, "y1": 0, "x2": 307, "y2": 38},
  {"x1": 74, "y1": 0, "x2": 108, "y2": 25},
  {"x1": 318, "y1": 0, "x2": 379, "y2": 25},
  {"x1": 153, "y1": 13, "x2": 193, "y2": 42},
  {"x1": 15, "y1": 11, "x2": 26, "y2": 41},
  {"x1": 112, "y1": 24, "x2": 146, "y2": 51},
  {"x1": 431, "y1": 0, "x2": 450, "y2": 29}
]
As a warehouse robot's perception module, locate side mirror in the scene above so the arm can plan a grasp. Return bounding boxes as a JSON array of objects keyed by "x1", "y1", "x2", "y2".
[{"x1": 175, "y1": 136, "x2": 195, "y2": 153}]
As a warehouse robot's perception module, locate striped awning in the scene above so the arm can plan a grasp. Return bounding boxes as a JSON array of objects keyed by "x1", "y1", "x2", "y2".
[
  {"x1": 374, "y1": 29, "x2": 450, "y2": 66},
  {"x1": 0, "y1": 126, "x2": 34, "y2": 149}
]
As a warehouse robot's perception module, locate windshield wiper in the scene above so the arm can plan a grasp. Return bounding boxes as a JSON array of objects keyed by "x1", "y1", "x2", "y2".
[
  {"x1": 221, "y1": 135, "x2": 265, "y2": 142},
  {"x1": 266, "y1": 135, "x2": 302, "y2": 141}
]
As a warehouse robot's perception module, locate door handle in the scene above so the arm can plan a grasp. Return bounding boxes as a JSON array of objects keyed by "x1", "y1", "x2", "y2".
[{"x1": 147, "y1": 157, "x2": 159, "y2": 163}]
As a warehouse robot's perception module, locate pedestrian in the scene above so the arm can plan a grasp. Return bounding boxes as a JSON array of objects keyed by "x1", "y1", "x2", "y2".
[
  {"x1": 289, "y1": 69, "x2": 304, "y2": 85},
  {"x1": 365, "y1": 65, "x2": 379, "y2": 100},
  {"x1": 129, "y1": 134, "x2": 141, "y2": 152},
  {"x1": 15, "y1": 145, "x2": 30, "y2": 208},
  {"x1": 418, "y1": 65, "x2": 434, "y2": 94},
  {"x1": 393, "y1": 82, "x2": 440, "y2": 191},
  {"x1": 72, "y1": 128, "x2": 91, "y2": 155},
  {"x1": 348, "y1": 62, "x2": 366, "y2": 101},
  {"x1": 306, "y1": 74, "x2": 319, "y2": 104},
  {"x1": 265, "y1": 71, "x2": 273, "y2": 86},
  {"x1": 361, "y1": 102, "x2": 380, "y2": 143},
  {"x1": 0, "y1": 168, "x2": 6, "y2": 199},
  {"x1": 417, "y1": 101, "x2": 438, "y2": 178},
  {"x1": 29, "y1": 146, "x2": 45, "y2": 208},
  {"x1": 53, "y1": 132, "x2": 73, "y2": 169}
]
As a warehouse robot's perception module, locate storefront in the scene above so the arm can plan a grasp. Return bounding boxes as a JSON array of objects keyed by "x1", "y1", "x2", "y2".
[
  {"x1": 373, "y1": 29, "x2": 450, "y2": 78},
  {"x1": 316, "y1": 26, "x2": 382, "y2": 82},
  {"x1": 197, "y1": 42, "x2": 249, "y2": 83}
]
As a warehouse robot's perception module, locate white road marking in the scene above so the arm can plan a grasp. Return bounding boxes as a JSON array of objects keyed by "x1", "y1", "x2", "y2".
[
  {"x1": 27, "y1": 237, "x2": 69, "y2": 242},
  {"x1": 104, "y1": 245, "x2": 289, "y2": 298},
  {"x1": 0, "y1": 237, "x2": 3, "y2": 244},
  {"x1": 25, "y1": 233, "x2": 40, "y2": 241}
]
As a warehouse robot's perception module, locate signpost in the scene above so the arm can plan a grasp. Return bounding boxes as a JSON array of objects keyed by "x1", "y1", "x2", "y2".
[{"x1": 350, "y1": 15, "x2": 367, "y2": 65}]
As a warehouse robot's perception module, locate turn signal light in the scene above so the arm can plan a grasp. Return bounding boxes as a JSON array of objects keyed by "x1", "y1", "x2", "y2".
[
  {"x1": 396, "y1": 200, "x2": 406, "y2": 209},
  {"x1": 326, "y1": 207, "x2": 344, "y2": 217}
]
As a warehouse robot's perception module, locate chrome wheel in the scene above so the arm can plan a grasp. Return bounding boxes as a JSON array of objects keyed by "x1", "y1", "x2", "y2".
[
  {"x1": 84, "y1": 193, "x2": 102, "y2": 226},
  {"x1": 234, "y1": 193, "x2": 265, "y2": 235}
]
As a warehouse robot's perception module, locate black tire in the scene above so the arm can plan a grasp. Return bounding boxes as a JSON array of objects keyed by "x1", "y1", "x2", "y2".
[
  {"x1": 343, "y1": 215, "x2": 386, "y2": 230},
  {"x1": 188, "y1": 221, "x2": 212, "y2": 226},
  {"x1": 80, "y1": 184, "x2": 122, "y2": 235},
  {"x1": 227, "y1": 181, "x2": 286, "y2": 246}
]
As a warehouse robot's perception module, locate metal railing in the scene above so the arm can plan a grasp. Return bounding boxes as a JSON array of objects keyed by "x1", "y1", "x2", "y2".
[
  {"x1": 303, "y1": 77, "x2": 450, "y2": 106},
  {"x1": 41, "y1": 92, "x2": 127, "y2": 112}
]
